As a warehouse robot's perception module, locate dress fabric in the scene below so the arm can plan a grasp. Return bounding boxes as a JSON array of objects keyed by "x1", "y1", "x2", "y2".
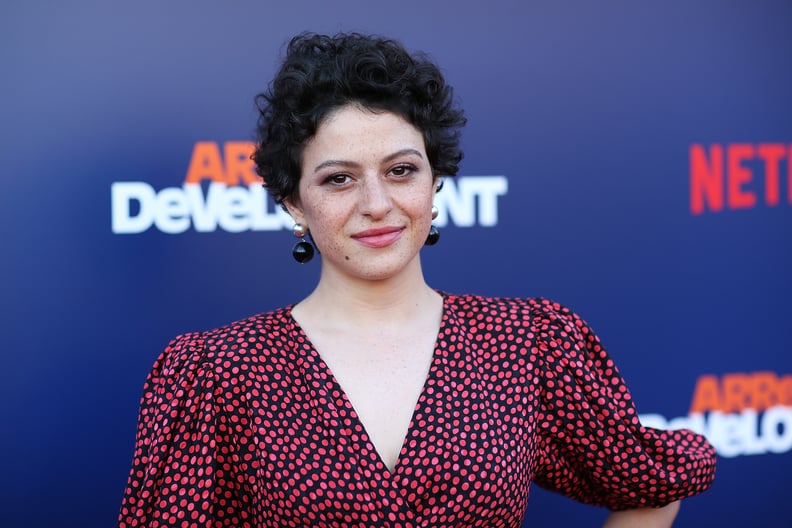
[{"x1": 118, "y1": 294, "x2": 716, "y2": 528}]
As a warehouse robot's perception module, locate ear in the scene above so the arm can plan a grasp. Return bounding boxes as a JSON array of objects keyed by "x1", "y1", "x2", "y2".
[
  {"x1": 282, "y1": 196, "x2": 306, "y2": 227},
  {"x1": 432, "y1": 174, "x2": 443, "y2": 193}
]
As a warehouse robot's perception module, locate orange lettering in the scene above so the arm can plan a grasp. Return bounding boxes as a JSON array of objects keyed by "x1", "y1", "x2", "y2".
[
  {"x1": 722, "y1": 373, "x2": 752, "y2": 412},
  {"x1": 185, "y1": 142, "x2": 226, "y2": 184},
  {"x1": 781, "y1": 375, "x2": 792, "y2": 406},
  {"x1": 690, "y1": 144, "x2": 724, "y2": 214},
  {"x1": 689, "y1": 372, "x2": 792, "y2": 413},
  {"x1": 750, "y1": 371, "x2": 780, "y2": 412},
  {"x1": 727, "y1": 144, "x2": 756, "y2": 209},
  {"x1": 223, "y1": 142, "x2": 258, "y2": 186},
  {"x1": 757, "y1": 144, "x2": 785, "y2": 206},
  {"x1": 689, "y1": 374, "x2": 722, "y2": 413}
]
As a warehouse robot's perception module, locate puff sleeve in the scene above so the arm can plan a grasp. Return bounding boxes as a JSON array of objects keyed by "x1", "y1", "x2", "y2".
[
  {"x1": 118, "y1": 334, "x2": 251, "y2": 527},
  {"x1": 531, "y1": 299, "x2": 716, "y2": 510}
]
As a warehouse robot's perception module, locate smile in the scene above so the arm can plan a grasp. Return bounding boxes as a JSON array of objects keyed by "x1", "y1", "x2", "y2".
[{"x1": 351, "y1": 227, "x2": 405, "y2": 248}]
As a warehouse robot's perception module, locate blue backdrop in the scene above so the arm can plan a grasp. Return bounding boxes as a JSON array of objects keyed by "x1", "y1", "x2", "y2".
[{"x1": 2, "y1": 1, "x2": 790, "y2": 526}]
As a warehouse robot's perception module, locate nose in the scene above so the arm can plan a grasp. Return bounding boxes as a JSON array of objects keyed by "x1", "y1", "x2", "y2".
[{"x1": 359, "y1": 175, "x2": 393, "y2": 219}]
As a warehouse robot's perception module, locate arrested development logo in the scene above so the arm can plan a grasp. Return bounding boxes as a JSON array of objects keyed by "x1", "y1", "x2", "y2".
[
  {"x1": 690, "y1": 143, "x2": 792, "y2": 214},
  {"x1": 111, "y1": 142, "x2": 508, "y2": 234},
  {"x1": 640, "y1": 371, "x2": 792, "y2": 457}
]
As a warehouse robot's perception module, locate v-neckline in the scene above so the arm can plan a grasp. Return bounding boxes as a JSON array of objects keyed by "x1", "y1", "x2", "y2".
[{"x1": 286, "y1": 292, "x2": 450, "y2": 478}]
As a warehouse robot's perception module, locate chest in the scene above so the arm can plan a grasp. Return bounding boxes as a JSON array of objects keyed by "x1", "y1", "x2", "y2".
[
  {"x1": 307, "y1": 331, "x2": 438, "y2": 472},
  {"x1": 243, "y1": 327, "x2": 541, "y2": 526}
]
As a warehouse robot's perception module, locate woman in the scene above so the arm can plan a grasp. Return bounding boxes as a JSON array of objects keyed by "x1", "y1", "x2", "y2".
[{"x1": 119, "y1": 32, "x2": 715, "y2": 527}]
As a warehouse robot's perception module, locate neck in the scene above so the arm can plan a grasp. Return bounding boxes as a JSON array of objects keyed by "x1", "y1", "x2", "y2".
[{"x1": 294, "y1": 259, "x2": 440, "y2": 328}]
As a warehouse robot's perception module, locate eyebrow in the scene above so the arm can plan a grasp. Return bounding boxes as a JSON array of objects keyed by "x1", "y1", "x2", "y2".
[{"x1": 312, "y1": 148, "x2": 425, "y2": 174}]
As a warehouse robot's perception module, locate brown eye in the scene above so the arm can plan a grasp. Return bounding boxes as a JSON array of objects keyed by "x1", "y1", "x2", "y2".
[
  {"x1": 390, "y1": 164, "x2": 416, "y2": 177},
  {"x1": 325, "y1": 174, "x2": 351, "y2": 185}
]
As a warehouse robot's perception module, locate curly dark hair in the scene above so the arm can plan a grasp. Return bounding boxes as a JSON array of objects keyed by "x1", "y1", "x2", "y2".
[{"x1": 252, "y1": 32, "x2": 466, "y2": 204}]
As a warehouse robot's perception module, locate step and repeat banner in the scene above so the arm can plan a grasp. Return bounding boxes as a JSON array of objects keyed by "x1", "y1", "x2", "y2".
[{"x1": 3, "y1": 2, "x2": 790, "y2": 527}]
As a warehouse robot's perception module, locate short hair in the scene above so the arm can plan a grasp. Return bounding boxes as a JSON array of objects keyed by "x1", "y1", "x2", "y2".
[{"x1": 252, "y1": 32, "x2": 466, "y2": 204}]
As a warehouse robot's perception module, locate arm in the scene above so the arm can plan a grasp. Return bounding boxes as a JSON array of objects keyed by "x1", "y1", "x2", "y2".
[
  {"x1": 603, "y1": 501, "x2": 680, "y2": 528},
  {"x1": 530, "y1": 299, "x2": 715, "y2": 512},
  {"x1": 119, "y1": 334, "x2": 247, "y2": 527}
]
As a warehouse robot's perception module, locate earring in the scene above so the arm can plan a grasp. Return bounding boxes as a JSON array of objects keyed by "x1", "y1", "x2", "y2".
[
  {"x1": 291, "y1": 223, "x2": 314, "y2": 263},
  {"x1": 425, "y1": 205, "x2": 440, "y2": 246}
]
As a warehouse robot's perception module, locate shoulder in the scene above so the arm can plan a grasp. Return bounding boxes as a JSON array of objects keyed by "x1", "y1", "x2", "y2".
[
  {"x1": 441, "y1": 293, "x2": 601, "y2": 358},
  {"x1": 442, "y1": 292, "x2": 584, "y2": 329},
  {"x1": 200, "y1": 307, "x2": 294, "y2": 351},
  {"x1": 154, "y1": 307, "x2": 295, "y2": 377}
]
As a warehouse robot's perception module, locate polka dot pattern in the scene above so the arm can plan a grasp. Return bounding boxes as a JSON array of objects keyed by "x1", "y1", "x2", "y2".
[{"x1": 119, "y1": 294, "x2": 716, "y2": 527}]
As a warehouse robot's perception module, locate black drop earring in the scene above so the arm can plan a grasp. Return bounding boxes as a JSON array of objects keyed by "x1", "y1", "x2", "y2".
[
  {"x1": 291, "y1": 223, "x2": 315, "y2": 263},
  {"x1": 425, "y1": 205, "x2": 440, "y2": 246}
]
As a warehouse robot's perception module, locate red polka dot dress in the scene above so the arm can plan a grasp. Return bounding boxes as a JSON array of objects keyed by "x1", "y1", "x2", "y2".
[{"x1": 118, "y1": 294, "x2": 716, "y2": 527}]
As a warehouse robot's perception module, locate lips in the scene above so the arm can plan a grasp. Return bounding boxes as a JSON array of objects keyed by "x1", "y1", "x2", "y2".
[{"x1": 351, "y1": 226, "x2": 404, "y2": 248}]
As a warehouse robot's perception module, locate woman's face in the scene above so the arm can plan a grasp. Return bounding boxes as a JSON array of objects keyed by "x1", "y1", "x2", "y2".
[{"x1": 285, "y1": 104, "x2": 436, "y2": 283}]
